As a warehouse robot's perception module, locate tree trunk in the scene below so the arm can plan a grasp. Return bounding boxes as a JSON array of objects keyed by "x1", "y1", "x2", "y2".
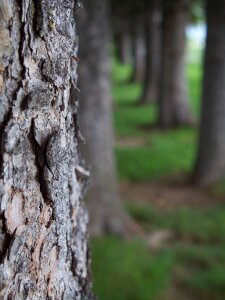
[
  {"x1": 0, "y1": 1, "x2": 94, "y2": 298},
  {"x1": 130, "y1": 18, "x2": 146, "y2": 82},
  {"x1": 140, "y1": 0, "x2": 162, "y2": 104},
  {"x1": 193, "y1": 0, "x2": 225, "y2": 186},
  {"x1": 115, "y1": 25, "x2": 131, "y2": 65},
  {"x1": 158, "y1": 0, "x2": 193, "y2": 128},
  {"x1": 78, "y1": 0, "x2": 131, "y2": 237}
]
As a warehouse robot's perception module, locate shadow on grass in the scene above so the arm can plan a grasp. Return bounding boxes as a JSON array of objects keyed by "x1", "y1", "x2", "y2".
[
  {"x1": 138, "y1": 122, "x2": 198, "y2": 133},
  {"x1": 113, "y1": 99, "x2": 140, "y2": 109}
]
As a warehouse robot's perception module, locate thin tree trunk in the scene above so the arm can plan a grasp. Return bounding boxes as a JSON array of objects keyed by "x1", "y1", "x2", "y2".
[
  {"x1": 140, "y1": 0, "x2": 162, "y2": 104},
  {"x1": 78, "y1": 0, "x2": 131, "y2": 237},
  {"x1": 0, "y1": 1, "x2": 94, "y2": 298},
  {"x1": 130, "y1": 18, "x2": 146, "y2": 82},
  {"x1": 115, "y1": 26, "x2": 131, "y2": 64},
  {"x1": 158, "y1": 0, "x2": 193, "y2": 128},
  {"x1": 193, "y1": 0, "x2": 225, "y2": 186}
]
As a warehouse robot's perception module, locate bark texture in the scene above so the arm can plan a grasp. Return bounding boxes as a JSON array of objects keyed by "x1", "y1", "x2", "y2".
[
  {"x1": 78, "y1": 0, "x2": 130, "y2": 237},
  {"x1": 193, "y1": 0, "x2": 225, "y2": 186},
  {"x1": 158, "y1": 0, "x2": 193, "y2": 128},
  {"x1": 130, "y1": 18, "x2": 146, "y2": 82},
  {"x1": 140, "y1": 0, "x2": 161, "y2": 104},
  {"x1": 0, "y1": 0, "x2": 94, "y2": 299}
]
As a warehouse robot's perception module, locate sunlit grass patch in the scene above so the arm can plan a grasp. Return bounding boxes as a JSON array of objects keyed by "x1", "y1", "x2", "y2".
[{"x1": 116, "y1": 128, "x2": 196, "y2": 182}]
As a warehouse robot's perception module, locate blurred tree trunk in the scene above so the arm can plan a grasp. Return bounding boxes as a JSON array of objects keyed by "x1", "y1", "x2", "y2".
[
  {"x1": 193, "y1": 0, "x2": 225, "y2": 186},
  {"x1": 115, "y1": 25, "x2": 131, "y2": 64},
  {"x1": 0, "y1": 0, "x2": 94, "y2": 298},
  {"x1": 130, "y1": 18, "x2": 146, "y2": 82},
  {"x1": 140, "y1": 0, "x2": 162, "y2": 104},
  {"x1": 158, "y1": 0, "x2": 193, "y2": 128},
  {"x1": 78, "y1": 0, "x2": 131, "y2": 237}
]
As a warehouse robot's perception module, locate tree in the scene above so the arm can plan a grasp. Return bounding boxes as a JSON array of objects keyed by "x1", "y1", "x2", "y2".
[
  {"x1": 193, "y1": 0, "x2": 225, "y2": 186},
  {"x1": 140, "y1": 0, "x2": 162, "y2": 104},
  {"x1": 130, "y1": 17, "x2": 146, "y2": 82},
  {"x1": 0, "y1": 1, "x2": 94, "y2": 298},
  {"x1": 158, "y1": 0, "x2": 193, "y2": 128},
  {"x1": 114, "y1": 20, "x2": 131, "y2": 65},
  {"x1": 111, "y1": 0, "x2": 147, "y2": 82},
  {"x1": 78, "y1": 0, "x2": 131, "y2": 236}
]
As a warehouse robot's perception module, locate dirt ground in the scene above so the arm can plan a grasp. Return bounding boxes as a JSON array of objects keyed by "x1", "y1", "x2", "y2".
[
  {"x1": 116, "y1": 135, "x2": 225, "y2": 210},
  {"x1": 116, "y1": 136, "x2": 147, "y2": 148},
  {"x1": 120, "y1": 176, "x2": 225, "y2": 211}
]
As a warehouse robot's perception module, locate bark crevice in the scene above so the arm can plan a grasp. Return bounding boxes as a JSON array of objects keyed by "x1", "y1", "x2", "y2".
[
  {"x1": 27, "y1": 119, "x2": 53, "y2": 205},
  {"x1": 0, "y1": 213, "x2": 11, "y2": 263}
]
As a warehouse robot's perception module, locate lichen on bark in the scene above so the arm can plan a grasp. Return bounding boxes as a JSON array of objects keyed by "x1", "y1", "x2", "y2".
[{"x1": 0, "y1": 0, "x2": 94, "y2": 299}]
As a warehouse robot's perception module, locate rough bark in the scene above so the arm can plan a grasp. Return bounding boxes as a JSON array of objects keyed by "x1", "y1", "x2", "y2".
[
  {"x1": 0, "y1": 0, "x2": 94, "y2": 299},
  {"x1": 130, "y1": 18, "x2": 146, "y2": 82},
  {"x1": 78, "y1": 0, "x2": 131, "y2": 237},
  {"x1": 140, "y1": 0, "x2": 162, "y2": 104},
  {"x1": 193, "y1": 0, "x2": 225, "y2": 186},
  {"x1": 158, "y1": 0, "x2": 193, "y2": 128}
]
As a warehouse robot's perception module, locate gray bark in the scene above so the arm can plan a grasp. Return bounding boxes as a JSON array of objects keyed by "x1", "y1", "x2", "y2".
[
  {"x1": 140, "y1": 0, "x2": 162, "y2": 104},
  {"x1": 158, "y1": 0, "x2": 193, "y2": 128},
  {"x1": 130, "y1": 18, "x2": 146, "y2": 82},
  {"x1": 78, "y1": 0, "x2": 131, "y2": 237},
  {"x1": 193, "y1": 0, "x2": 225, "y2": 186},
  {"x1": 0, "y1": 0, "x2": 94, "y2": 299}
]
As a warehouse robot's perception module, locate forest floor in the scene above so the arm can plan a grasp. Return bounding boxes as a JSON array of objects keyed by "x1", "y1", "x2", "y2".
[
  {"x1": 121, "y1": 178, "x2": 225, "y2": 300},
  {"x1": 120, "y1": 177, "x2": 225, "y2": 211},
  {"x1": 91, "y1": 51, "x2": 225, "y2": 300}
]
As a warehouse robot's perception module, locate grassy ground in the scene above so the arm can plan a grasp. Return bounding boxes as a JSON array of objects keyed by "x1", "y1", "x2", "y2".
[
  {"x1": 113, "y1": 56, "x2": 201, "y2": 182},
  {"x1": 90, "y1": 48, "x2": 225, "y2": 300}
]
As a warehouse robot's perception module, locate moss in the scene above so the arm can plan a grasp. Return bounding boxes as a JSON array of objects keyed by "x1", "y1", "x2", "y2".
[
  {"x1": 48, "y1": 21, "x2": 56, "y2": 31},
  {"x1": 31, "y1": 1, "x2": 35, "y2": 16}
]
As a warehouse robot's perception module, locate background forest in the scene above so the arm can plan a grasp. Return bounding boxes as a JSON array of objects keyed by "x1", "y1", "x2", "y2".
[{"x1": 78, "y1": 0, "x2": 225, "y2": 299}]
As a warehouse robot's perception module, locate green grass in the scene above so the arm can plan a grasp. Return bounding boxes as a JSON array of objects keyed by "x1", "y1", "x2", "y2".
[
  {"x1": 125, "y1": 201, "x2": 225, "y2": 299},
  {"x1": 112, "y1": 52, "x2": 202, "y2": 182},
  {"x1": 126, "y1": 202, "x2": 225, "y2": 244},
  {"x1": 91, "y1": 237, "x2": 174, "y2": 300},
  {"x1": 92, "y1": 202, "x2": 225, "y2": 300},
  {"x1": 187, "y1": 61, "x2": 203, "y2": 116},
  {"x1": 209, "y1": 177, "x2": 225, "y2": 197},
  {"x1": 179, "y1": 244, "x2": 225, "y2": 300},
  {"x1": 116, "y1": 129, "x2": 195, "y2": 181}
]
